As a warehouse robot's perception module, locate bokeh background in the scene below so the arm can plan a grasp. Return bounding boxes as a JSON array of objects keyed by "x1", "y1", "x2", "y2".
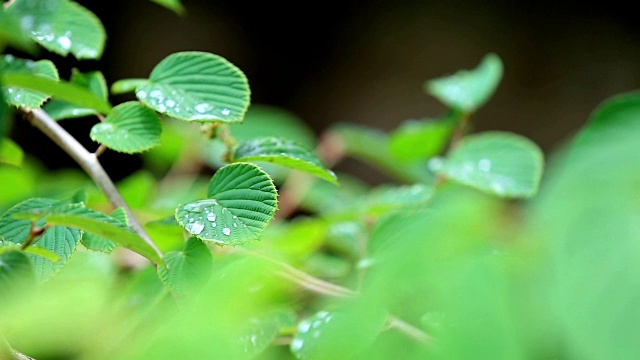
[{"x1": 10, "y1": 0, "x2": 640, "y2": 181}]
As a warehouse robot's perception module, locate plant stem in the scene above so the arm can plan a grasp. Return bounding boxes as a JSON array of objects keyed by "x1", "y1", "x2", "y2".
[
  {"x1": 25, "y1": 109, "x2": 163, "y2": 262},
  {"x1": 241, "y1": 250, "x2": 432, "y2": 345}
]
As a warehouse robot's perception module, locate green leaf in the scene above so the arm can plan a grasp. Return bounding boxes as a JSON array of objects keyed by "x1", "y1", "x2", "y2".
[
  {"x1": 150, "y1": 0, "x2": 185, "y2": 15},
  {"x1": 574, "y1": 91, "x2": 640, "y2": 149},
  {"x1": 1, "y1": 243, "x2": 61, "y2": 262},
  {"x1": 388, "y1": 115, "x2": 457, "y2": 161},
  {"x1": 1, "y1": 72, "x2": 112, "y2": 113},
  {"x1": 111, "y1": 78, "x2": 148, "y2": 95},
  {"x1": 240, "y1": 309, "x2": 296, "y2": 356},
  {"x1": 438, "y1": 132, "x2": 544, "y2": 198},
  {"x1": 176, "y1": 163, "x2": 277, "y2": 245},
  {"x1": 330, "y1": 124, "x2": 433, "y2": 184},
  {"x1": 90, "y1": 102, "x2": 162, "y2": 154},
  {"x1": 43, "y1": 70, "x2": 108, "y2": 120},
  {"x1": 290, "y1": 307, "x2": 388, "y2": 360},
  {"x1": 0, "y1": 55, "x2": 59, "y2": 108},
  {"x1": 366, "y1": 184, "x2": 433, "y2": 216},
  {"x1": 426, "y1": 53, "x2": 503, "y2": 113},
  {"x1": 0, "y1": 10, "x2": 37, "y2": 54},
  {"x1": 0, "y1": 198, "x2": 81, "y2": 281},
  {"x1": 0, "y1": 250, "x2": 35, "y2": 299},
  {"x1": 14, "y1": 203, "x2": 164, "y2": 266},
  {"x1": 157, "y1": 237, "x2": 213, "y2": 297},
  {"x1": 0, "y1": 137, "x2": 23, "y2": 166},
  {"x1": 234, "y1": 137, "x2": 338, "y2": 185},
  {"x1": 136, "y1": 51, "x2": 250, "y2": 123},
  {"x1": 7, "y1": 0, "x2": 106, "y2": 59},
  {"x1": 81, "y1": 208, "x2": 125, "y2": 254}
]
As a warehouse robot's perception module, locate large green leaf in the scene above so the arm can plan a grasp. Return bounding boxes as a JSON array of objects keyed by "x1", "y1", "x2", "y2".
[
  {"x1": 90, "y1": 102, "x2": 162, "y2": 154},
  {"x1": 425, "y1": 53, "x2": 503, "y2": 113},
  {"x1": 157, "y1": 237, "x2": 213, "y2": 297},
  {"x1": 7, "y1": 0, "x2": 106, "y2": 59},
  {"x1": 290, "y1": 307, "x2": 388, "y2": 360},
  {"x1": 43, "y1": 70, "x2": 108, "y2": 120},
  {"x1": 0, "y1": 137, "x2": 23, "y2": 167},
  {"x1": 438, "y1": 132, "x2": 544, "y2": 198},
  {"x1": 0, "y1": 250, "x2": 35, "y2": 300},
  {"x1": 0, "y1": 55, "x2": 58, "y2": 108},
  {"x1": 234, "y1": 137, "x2": 338, "y2": 185},
  {"x1": 150, "y1": 0, "x2": 185, "y2": 15},
  {"x1": 388, "y1": 115, "x2": 457, "y2": 161},
  {"x1": 0, "y1": 198, "x2": 81, "y2": 281},
  {"x1": 1, "y1": 72, "x2": 112, "y2": 113},
  {"x1": 13, "y1": 203, "x2": 164, "y2": 266},
  {"x1": 136, "y1": 52, "x2": 250, "y2": 122},
  {"x1": 175, "y1": 163, "x2": 277, "y2": 245}
]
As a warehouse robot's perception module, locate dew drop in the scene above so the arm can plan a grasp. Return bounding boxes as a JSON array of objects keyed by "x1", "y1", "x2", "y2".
[
  {"x1": 222, "y1": 227, "x2": 231, "y2": 236},
  {"x1": 212, "y1": 222, "x2": 217, "y2": 227},
  {"x1": 233, "y1": 223, "x2": 238, "y2": 228},
  {"x1": 166, "y1": 99, "x2": 176, "y2": 107},
  {"x1": 195, "y1": 103, "x2": 211, "y2": 113},
  {"x1": 185, "y1": 221, "x2": 204, "y2": 235},
  {"x1": 207, "y1": 213, "x2": 216, "y2": 222},
  {"x1": 57, "y1": 34, "x2": 72, "y2": 50},
  {"x1": 136, "y1": 90, "x2": 147, "y2": 99},
  {"x1": 291, "y1": 338, "x2": 304, "y2": 351},
  {"x1": 478, "y1": 158, "x2": 491, "y2": 172},
  {"x1": 221, "y1": 108, "x2": 231, "y2": 116},
  {"x1": 157, "y1": 104, "x2": 167, "y2": 112}
]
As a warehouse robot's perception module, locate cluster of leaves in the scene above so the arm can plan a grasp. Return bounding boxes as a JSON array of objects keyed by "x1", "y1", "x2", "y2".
[{"x1": 1, "y1": 1, "x2": 639, "y2": 359}]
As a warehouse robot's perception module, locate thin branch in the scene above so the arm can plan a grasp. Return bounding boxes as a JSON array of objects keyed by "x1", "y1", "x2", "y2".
[
  {"x1": 241, "y1": 250, "x2": 433, "y2": 345},
  {"x1": 25, "y1": 108, "x2": 163, "y2": 262},
  {"x1": 387, "y1": 315, "x2": 435, "y2": 345}
]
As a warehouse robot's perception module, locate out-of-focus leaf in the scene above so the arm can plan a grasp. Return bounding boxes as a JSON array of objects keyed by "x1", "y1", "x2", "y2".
[
  {"x1": 43, "y1": 70, "x2": 108, "y2": 120},
  {"x1": 425, "y1": 53, "x2": 503, "y2": 113},
  {"x1": 0, "y1": 138, "x2": 23, "y2": 167},
  {"x1": 150, "y1": 0, "x2": 185, "y2": 15},
  {"x1": 438, "y1": 131, "x2": 544, "y2": 198},
  {"x1": 7, "y1": 0, "x2": 106, "y2": 59},
  {"x1": 389, "y1": 115, "x2": 457, "y2": 161},
  {"x1": 90, "y1": 102, "x2": 162, "y2": 154},
  {"x1": 157, "y1": 237, "x2": 213, "y2": 298}
]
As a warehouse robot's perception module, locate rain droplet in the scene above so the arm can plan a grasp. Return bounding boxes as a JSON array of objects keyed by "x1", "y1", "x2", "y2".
[
  {"x1": 57, "y1": 33, "x2": 72, "y2": 50},
  {"x1": 207, "y1": 213, "x2": 216, "y2": 222},
  {"x1": 221, "y1": 108, "x2": 231, "y2": 116},
  {"x1": 291, "y1": 338, "x2": 304, "y2": 351},
  {"x1": 222, "y1": 228, "x2": 231, "y2": 236},
  {"x1": 195, "y1": 103, "x2": 211, "y2": 113},
  {"x1": 478, "y1": 159, "x2": 491, "y2": 172},
  {"x1": 166, "y1": 99, "x2": 176, "y2": 107},
  {"x1": 212, "y1": 222, "x2": 217, "y2": 227},
  {"x1": 185, "y1": 221, "x2": 204, "y2": 235},
  {"x1": 137, "y1": 90, "x2": 147, "y2": 99},
  {"x1": 233, "y1": 223, "x2": 238, "y2": 228},
  {"x1": 157, "y1": 104, "x2": 167, "y2": 112}
]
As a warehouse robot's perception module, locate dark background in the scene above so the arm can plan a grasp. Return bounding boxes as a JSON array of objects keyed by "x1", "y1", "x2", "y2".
[{"x1": 11, "y1": 0, "x2": 640, "y2": 181}]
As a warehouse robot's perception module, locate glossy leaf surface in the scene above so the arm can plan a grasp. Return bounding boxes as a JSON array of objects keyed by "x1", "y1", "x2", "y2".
[
  {"x1": 176, "y1": 163, "x2": 277, "y2": 245},
  {"x1": 136, "y1": 52, "x2": 250, "y2": 122}
]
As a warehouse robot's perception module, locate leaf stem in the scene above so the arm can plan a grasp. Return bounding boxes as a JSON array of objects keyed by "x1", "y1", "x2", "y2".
[
  {"x1": 24, "y1": 108, "x2": 163, "y2": 263},
  {"x1": 20, "y1": 222, "x2": 46, "y2": 250}
]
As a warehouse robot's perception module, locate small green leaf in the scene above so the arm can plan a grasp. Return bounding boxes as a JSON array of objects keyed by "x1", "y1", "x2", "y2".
[
  {"x1": 7, "y1": 0, "x2": 106, "y2": 59},
  {"x1": 389, "y1": 115, "x2": 457, "y2": 161},
  {"x1": 111, "y1": 78, "x2": 148, "y2": 95},
  {"x1": 176, "y1": 163, "x2": 277, "y2": 245},
  {"x1": 0, "y1": 55, "x2": 59, "y2": 108},
  {"x1": 1, "y1": 72, "x2": 112, "y2": 113},
  {"x1": 0, "y1": 198, "x2": 81, "y2": 281},
  {"x1": 0, "y1": 137, "x2": 23, "y2": 167},
  {"x1": 240, "y1": 309, "x2": 295, "y2": 356},
  {"x1": 234, "y1": 137, "x2": 338, "y2": 184},
  {"x1": 150, "y1": 0, "x2": 185, "y2": 15},
  {"x1": 43, "y1": 70, "x2": 108, "y2": 120},
  {"x1": 157, "y1": 237, "x2": 213, "y2": 297},
  {"x1": 438, "y1": 131, "x2": 544, "y2": 198},
  {"x1": 426, "y1": 53, "x2": 503, "y2": 113},
  {"x1": 90, "y1": 102, "x2": 162, "y2": 154},
  {"x1": 136, "y1": 51, "x2": 250, "y2": 122}
]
